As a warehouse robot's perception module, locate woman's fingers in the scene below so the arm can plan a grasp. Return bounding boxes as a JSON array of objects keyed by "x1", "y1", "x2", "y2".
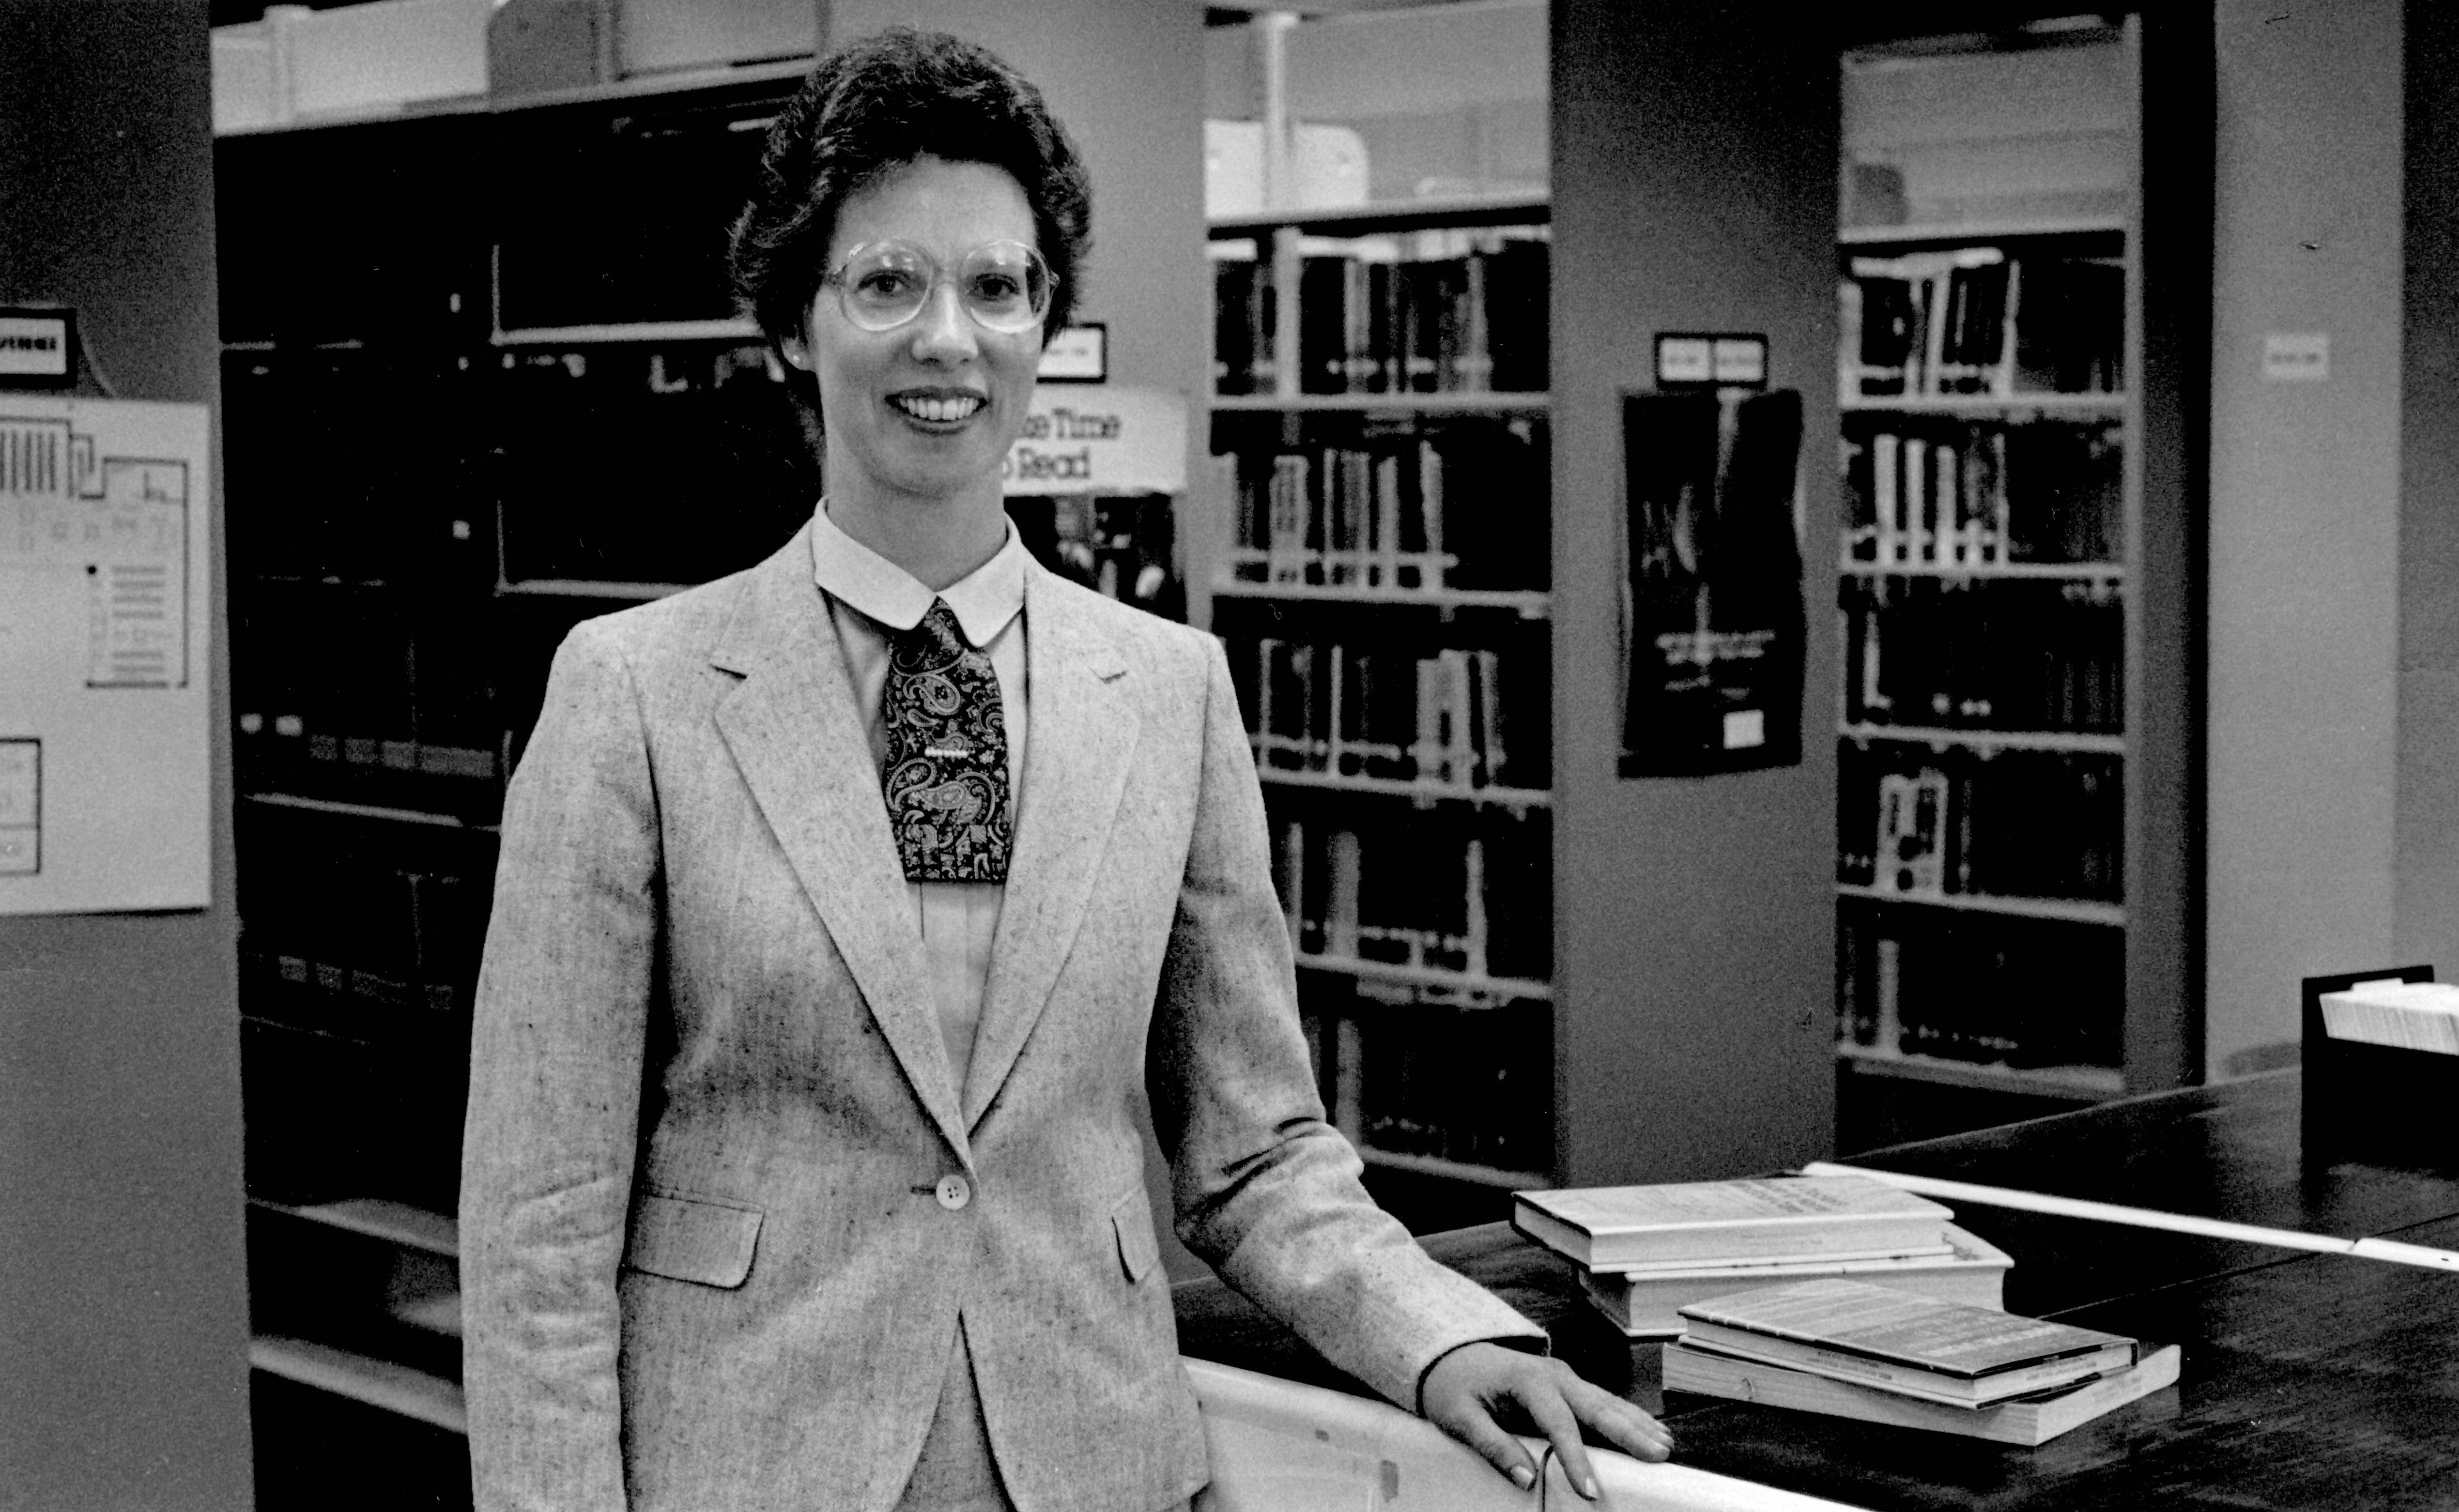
[
  {"x1": 1433, "y1": 1389, "x2": 1547, "y2": 1491},
  {"x1": 1564, "y1": 1370, "x2": 1675, "y2": 1463},
  {"x1": 1514, "y1": 1368, "x2": 1604, "y2": 1498},
  {"x1": 1421, "y1": 1342, "x2": 1677, "y2": 1501}
]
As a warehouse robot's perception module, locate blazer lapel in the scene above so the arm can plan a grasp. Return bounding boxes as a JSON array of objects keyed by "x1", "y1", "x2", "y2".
[
  {"x1": 710, "y1": 528, "x2": 970, "y2": 1163},
  {"x1": 963, "y1": 568, "x2": 1139, "y2": 1125}
]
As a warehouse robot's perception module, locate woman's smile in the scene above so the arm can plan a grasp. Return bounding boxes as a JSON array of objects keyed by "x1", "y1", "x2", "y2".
[{"x1": 887, "y1": 387, "x2": 990, "y2": 427}]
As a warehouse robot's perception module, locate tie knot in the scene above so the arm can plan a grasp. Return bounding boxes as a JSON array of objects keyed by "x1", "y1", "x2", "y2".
[{"x1": 893, "y1": 598, "x2": 971, "y2": 669}]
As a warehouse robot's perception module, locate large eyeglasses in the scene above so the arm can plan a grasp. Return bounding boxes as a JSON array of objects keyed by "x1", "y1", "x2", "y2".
[{"x1": 822, "y1": 239, "x2": 1055, "y2": 334}]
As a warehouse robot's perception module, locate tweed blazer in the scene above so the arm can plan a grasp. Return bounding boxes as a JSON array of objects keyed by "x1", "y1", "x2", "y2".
[{"x1": 458, "y1": 523, "x2": 1542, "y2": 1512}]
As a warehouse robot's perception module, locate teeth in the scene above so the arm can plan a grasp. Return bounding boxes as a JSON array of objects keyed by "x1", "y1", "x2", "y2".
[{"x1": 892, "y1": 394, "x2": 984, "y2": 423}]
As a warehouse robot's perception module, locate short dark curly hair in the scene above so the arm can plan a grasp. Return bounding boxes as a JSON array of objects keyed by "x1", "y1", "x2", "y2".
[{"x1": 730, "y1": 28, "x2": 1092, "y2": 349}]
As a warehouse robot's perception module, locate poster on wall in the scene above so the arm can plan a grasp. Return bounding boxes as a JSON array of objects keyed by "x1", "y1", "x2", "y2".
[
  {"x1": 0, "y1": 396, "x2": 213, "y2": 913},
  {"x1": 1619, "y1": 387, "x2": 1806, "y2": 778}
]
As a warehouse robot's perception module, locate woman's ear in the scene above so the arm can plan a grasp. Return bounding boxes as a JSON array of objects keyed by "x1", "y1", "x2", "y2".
[{"x1": 777, "y1": 337, "x2": 809, "y2": 371}]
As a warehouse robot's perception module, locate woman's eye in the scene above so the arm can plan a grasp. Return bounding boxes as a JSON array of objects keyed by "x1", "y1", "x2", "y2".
[
  {"x1": 856, "y1": 270, "x2": 916, "y2": 299},
  {"x1": 970, "y1": 274, "x2": 1022, "y2": 303}
]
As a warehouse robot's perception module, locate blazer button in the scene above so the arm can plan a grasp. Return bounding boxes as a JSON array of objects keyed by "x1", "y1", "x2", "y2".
[{"x1": 935, "y1": 1174, "x2": 972, "y2": 1210}]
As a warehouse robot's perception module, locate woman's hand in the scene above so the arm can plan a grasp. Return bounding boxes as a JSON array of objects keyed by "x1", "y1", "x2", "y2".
[{"x1": 1419, "y1": 1341, "x2": 1674, "y2": 1500}]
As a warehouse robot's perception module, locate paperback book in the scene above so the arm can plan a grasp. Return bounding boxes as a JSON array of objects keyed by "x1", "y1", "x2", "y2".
[
  {"x1": 1662, "y1": 1339, "x2": 2182, "y2": 1446},
  {"x1": 1675, "y1": 1278, "x2": 2138, "y2": 1406},
  {"x1": 1511, "y1": 1175, "x2": 1952, "y2": 1269}
]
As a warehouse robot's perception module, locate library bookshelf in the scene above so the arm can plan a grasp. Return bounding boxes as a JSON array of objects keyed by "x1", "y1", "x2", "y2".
[
  {"x1": 1203, "y1": 191, "x2": 1557, "y2": 1201},
  {"x1": 1830, "y1": 16, "x2": 2202, "y2": 1135}
]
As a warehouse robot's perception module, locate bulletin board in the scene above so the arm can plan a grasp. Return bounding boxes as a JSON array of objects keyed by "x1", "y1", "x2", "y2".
[{"x1": 0, "y1": 397, "x2": 213, "y2": 913}]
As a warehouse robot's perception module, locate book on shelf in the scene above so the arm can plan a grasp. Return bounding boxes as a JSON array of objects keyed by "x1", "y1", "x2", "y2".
[
  {"x1": 1211, "y1": 245, "x2": 1274, "y2": 396},
  {"x1": 1580, "y1": 1223, "x2": 2010, "y2": 1338},
  {"x1": 1510, "y1": 1174, "x2": 1953, "y2": 1269},
  {"x1": 1840, "y1": 574, "x2": 2124, "y2": 733},
  {"x1": 1245, "y1": 634, "x2": 1523, "y2": 791},
  {"x1": 1674, "y1": 1278, "x2": 2139, "y2": 1406},
  {"x1": 1355, "y1": 997, "x2": 1552, "y2": 1173},
  {"x1": 1836, "y1": 743, "x2": 2124, "y2": 907},
  {"x1": 1225, "y1": 415, "x2": 1546, "y2": 596},
  {"x1": 1841, "y1": 416, "x2": 2122, "y2": 571},
  {"x1": 1260, "y1": 226, "x2": 1548, "y2": 399},
  {"x1": 1842, "y1": 247, "x2": 2122, "y2": 401},
  {"x1": 1662, "y1": 1339, "x2": 2182, "y2": 1446},
  {"x1": 1263, "y1": 814, "x2": 1547, "y2": 995},
  {"x1": 1833, "y1": 904, "x2": 2123, "y2": 1072}
]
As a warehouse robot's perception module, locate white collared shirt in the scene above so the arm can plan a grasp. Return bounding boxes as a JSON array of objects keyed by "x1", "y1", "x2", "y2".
[{"x1": 809, "y1": 500, "x2": 1030, "y2": 1096}]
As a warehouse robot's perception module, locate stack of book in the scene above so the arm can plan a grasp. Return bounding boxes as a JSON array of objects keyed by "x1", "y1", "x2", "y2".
[
  {"x1": 1662, "y1": 1278, "x2": 2181, "y2": 1445},
  {"x1": 1512, "y1": 1175, "x2": 2007, "y2": 1338}
]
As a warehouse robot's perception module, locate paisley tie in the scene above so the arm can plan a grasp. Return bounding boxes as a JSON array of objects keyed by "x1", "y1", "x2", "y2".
[{"x1": 881, "y1": 598, "x2": 1013, "y2": 883}]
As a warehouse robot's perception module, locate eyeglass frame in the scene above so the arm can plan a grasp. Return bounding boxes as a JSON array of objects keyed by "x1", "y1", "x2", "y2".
[{"x1": 818, "y1": 239, "x2": 1058, "y2": 335}]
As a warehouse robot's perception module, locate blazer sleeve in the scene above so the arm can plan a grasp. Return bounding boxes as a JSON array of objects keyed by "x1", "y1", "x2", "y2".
[
  {"x1": 1148, "y1": 635, "x2": 1545, "y2": 1411},
  {"x1": 460, "y1": 621, "x2": 661, "y2": 1512}
]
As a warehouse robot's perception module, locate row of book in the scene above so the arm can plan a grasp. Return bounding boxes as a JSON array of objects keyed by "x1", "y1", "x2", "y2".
[
  {"x1": 1838, "y1": 744, "x2": 2124, "y2": 906},
  {"x1": 1514, "y1": 1174, "x2": 2175, "y2": 1445},
  {"x1": 1842, "y1": 248, "x2": 2125, "y2": 399},
  {"x1": 1222, "y1": 417, "x2": 1550, "y2": 594},
  {"x1": 1241, "y1": 636, "x2": 1534, "y2": 792},
  {"x1": 1212, "y1": 228, "x2": 1549, "y2": 397},
  {"x1": 239, "y1": 841, "x2": 493, "y2": 1024},
  {"x1": 1836, "y1": 907, "x2": 2125, "y2": 1069},
  {"x1": 1271, "y1": 816, "x2": 1551, "y2": 990},
  {"x1": 231, "y1": 580, "x2": 508, "y2": 817},
  {"x1": 1841, "y1": 418, "x2": 2125, "y2": 568},
  {"x1": 1842, "y1": 576, "x2": 2124, "y2": 734},
  {"x1": 1348, "y1": 1002, "x2": 1552, "y2": 1175},
  {"x1": 223, "y1": 340, "x2": 821, "y2": 590}
]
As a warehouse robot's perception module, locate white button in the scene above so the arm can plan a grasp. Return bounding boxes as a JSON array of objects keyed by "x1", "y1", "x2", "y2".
[{"x1": 935, "y1": 1174, "x2": 971, "y2": 1211}]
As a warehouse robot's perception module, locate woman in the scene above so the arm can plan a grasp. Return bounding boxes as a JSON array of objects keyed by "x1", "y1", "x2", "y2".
[{"x1": 459, "y1": 28, "x2": 1668, "y2": 1512}]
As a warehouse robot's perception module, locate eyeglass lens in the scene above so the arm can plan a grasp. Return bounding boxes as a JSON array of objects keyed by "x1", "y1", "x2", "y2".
[{"x1": 836, "y1": 241, "x2": 1051, "y2": 333}]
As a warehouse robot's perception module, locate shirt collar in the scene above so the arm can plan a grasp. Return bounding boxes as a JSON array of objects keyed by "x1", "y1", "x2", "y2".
[{"x1": 808, "y1": 499, "x2": 1029, "y2": 647}]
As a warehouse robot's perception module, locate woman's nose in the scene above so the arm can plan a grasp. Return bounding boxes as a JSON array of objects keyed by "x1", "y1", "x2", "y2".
[{"x1": 907, "y1": 279, "x2": 978, "y2": 359}]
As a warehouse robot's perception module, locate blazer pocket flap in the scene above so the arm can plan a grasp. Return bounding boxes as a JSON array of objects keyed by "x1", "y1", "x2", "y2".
[
  {"x1": 1111, "y1": 1188, "x2": 1160, "y2": 1284},
  {"x1": 625, "y1": 1193, "x2": 765, "y2": 1289}
]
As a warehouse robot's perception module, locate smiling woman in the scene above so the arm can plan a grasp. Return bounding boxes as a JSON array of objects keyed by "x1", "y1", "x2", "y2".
[{"x1": 455, "y1": 26, "x2": 1665, "y2": 1512}]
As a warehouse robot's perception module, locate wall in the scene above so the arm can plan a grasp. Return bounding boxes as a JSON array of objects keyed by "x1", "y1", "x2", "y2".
[
  {"x1": 0, "y1": 1, "x2": 256, "y2": 1507},
  {"x1": 1549, "y1": 0, "x2": 1839, "y2": 1183},
  {"x1": 2204, "y1": 0, "x2": 2404, "y2": 1079},
  {"x1": 828, "y1": 0, "x2": 1211, "y2": 1273}
]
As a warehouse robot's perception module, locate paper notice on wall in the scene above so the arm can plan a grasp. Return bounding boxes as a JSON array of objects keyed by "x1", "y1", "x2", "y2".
[{"x1": 0, "y1": 397, "x2": 211, "y2": 913}]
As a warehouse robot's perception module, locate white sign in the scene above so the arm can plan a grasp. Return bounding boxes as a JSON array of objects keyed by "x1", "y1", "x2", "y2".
[
  {"x1": 2263, "y1": 331, "x2": 2330, "y2": 382},
  {"x1": 1712, "y1": 336, "x2": 1768, "y2": 385},
  {"x1": 1656, "y1": 336, "x2": 1714, "y2": 385},
  {"x1": 0, "y1": 314, "x2": 72, "y2": 380},
  {"x1": 1003, "y1": 384, "x2": 1187, "y2": 495},
  {"x1": 0, "y1": 397, "x2": 212, "y2": 913},
  {"x1": 1036, "y1": 323, "x2": 1107, "y2": 382}
]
